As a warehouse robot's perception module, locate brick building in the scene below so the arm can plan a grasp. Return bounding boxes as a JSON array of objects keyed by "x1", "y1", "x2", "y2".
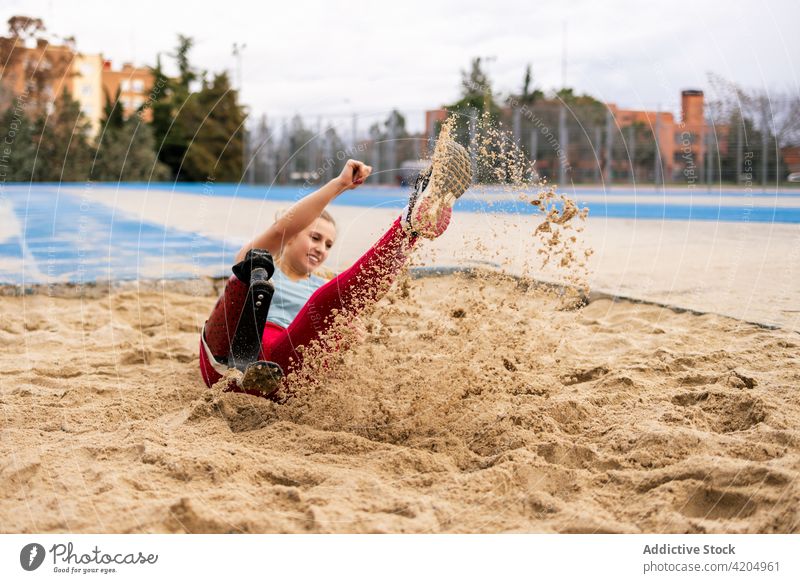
[
  {"x1": 101, "y1": 60, "x2": 155, "y2": 122},
  {"x1": 425, "y1": 90, "x2": 709, "y2": 183},
  {"x1": 71, "y1": 52, "x2": 104, "y2": 135},
  {"x1": 0, "y1": 35, "x2": 74, "y2": 112},
  {"x1": 0, "y1": 31, "x2": 155, "y2": 137}
]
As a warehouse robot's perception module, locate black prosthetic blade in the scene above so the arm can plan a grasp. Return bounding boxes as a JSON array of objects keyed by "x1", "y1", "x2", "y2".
[
  {"x1": 228, "y1": 267, "x2": 274, "y2": 371},
  {"x1": 232, "y1": 248, "x2": 275, "y2": 283}
]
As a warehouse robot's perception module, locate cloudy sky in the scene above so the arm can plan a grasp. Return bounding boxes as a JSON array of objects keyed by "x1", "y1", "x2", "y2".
[{"x1": 3, "y1": 0, "x2": 798, "y2": 133}]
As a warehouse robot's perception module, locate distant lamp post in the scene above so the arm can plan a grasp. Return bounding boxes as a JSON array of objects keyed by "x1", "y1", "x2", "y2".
[
  {"x1": 483, "y1": 55, "x2": 496, "y2": 110},
  {"x1": 233, "y1": 43, "x2": 248, "y2": 183},
  {"x1": 232, "y1": 42, "x2": 247, "y2": 92}
]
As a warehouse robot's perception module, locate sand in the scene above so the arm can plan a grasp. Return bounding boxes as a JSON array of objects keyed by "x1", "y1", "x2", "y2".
[
  {"x1": 1, "y1": 271, "x2": 798, "y2": 534},
  {"x1": 5, "y1": 112, "x2": 797, "y2": 536}
]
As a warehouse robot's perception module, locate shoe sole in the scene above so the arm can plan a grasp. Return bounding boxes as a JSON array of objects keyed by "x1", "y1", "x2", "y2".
[
  {"x1": 241, "y1": 360, "x2": 283, "y2": 397},
  {"x1": 410, "y1": 139, "x2": 472, "y2": 236},
  {"x1": 430, "y1": 139, "x2": 472, "y2": 206}
]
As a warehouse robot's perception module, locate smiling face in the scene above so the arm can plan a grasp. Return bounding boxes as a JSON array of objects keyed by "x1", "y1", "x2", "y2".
[{"x1": 281, "y1": 218, "x2": 336, "y2": 278}]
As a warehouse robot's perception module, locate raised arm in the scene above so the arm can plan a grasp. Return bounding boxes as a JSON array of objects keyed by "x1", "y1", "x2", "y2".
[{"x1": 235, "y1": 160, "x2": 372, "y2": 263}]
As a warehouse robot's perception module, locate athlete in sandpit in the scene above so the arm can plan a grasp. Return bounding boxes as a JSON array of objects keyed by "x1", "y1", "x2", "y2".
[{"x1": 199, "y1": 139, "x2": 471, "y2": 398}]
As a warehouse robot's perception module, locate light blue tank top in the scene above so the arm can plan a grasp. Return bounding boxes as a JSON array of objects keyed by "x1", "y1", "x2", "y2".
[{"x1": 267, "y1": 267, "x2": 326, "y2": 329}]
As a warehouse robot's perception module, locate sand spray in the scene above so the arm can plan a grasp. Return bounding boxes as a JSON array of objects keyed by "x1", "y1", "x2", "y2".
[{"x1": 201, "y1": 114, "x2": 594, "y2": 440}]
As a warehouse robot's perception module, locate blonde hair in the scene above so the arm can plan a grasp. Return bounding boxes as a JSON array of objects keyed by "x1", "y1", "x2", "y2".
[
  {"x1": 274, "y1": 208, "x2": 336, "y2": 228},
  {"x1": 319, "y1": 209, "x2": 336, "y2": 227}
]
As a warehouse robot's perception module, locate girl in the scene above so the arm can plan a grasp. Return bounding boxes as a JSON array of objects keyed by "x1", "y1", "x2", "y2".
[{"x1": 199, "y1": 139, "x2": 471, "y2": 398}]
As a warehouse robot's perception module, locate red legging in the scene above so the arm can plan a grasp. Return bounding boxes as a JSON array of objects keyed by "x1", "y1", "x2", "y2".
[{"x1": 199, "y1": 217, "x2": 417, "y2": 390}]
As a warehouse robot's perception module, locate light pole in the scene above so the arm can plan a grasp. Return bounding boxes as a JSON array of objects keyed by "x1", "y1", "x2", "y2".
[
  {"x1": 232, "y1": 42, "x2": 246, "y2": 92},
  {"x1": 232, "y1": 43, "x2": 248, "y2": 183}
]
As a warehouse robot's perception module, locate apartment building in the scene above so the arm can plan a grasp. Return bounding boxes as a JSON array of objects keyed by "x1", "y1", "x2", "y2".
[
  {"x1": 71, "y1": 52, "x2": 103, "y2": 135},
  {"x1": 425, "y1": 89, "x2": 707, "y2": 183},
  {"x1": 0, "y1": 32, "x2": 155, "y2": 136},
  {"x1": 101, "y1": 60, "x2": 155, "y2": 122}
]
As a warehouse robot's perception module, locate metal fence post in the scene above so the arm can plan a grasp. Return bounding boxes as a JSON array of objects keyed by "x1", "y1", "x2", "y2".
[
  {"x1": 469, "y1": 107, "x2": 478, "y2": 179},
  {"x1": 654, "y1": 108, "x2": 662, "y2": 189},
  {"x1": 761, "y1": 102, "x2": 768, "y2": 191},
  {"x1": 387, "y1": 113, "x2": 397, "y2": 186},
  {"x1": 628, "y1": 124, "x2": 636, "y2": 183},
  {"x1": 558, "y1": 105, "x2": 568, "y2": 185},
  {"x1": 604, "y1": 108, "x2": 613, "y2": 186},
  {"x1": 594, "y1": 126, "x2": 602, "y2": 183},
  {"x1": 736, "y1": 114, "x2": 743, "y2": 185}
]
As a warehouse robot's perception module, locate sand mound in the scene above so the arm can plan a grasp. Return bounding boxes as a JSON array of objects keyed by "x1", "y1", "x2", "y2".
[{"x1": 1, "y1": 273, "x2": 798, "y2": 533}]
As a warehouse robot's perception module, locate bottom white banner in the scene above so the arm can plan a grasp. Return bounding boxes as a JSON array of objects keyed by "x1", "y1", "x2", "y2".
[{"x1": 1, "y1": 534, "x2": 797, "y2": 582}]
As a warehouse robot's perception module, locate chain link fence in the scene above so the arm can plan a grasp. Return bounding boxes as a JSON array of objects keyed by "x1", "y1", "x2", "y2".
[{"x1": 245, "y1": 97, "x2": 800, "y2": 189}]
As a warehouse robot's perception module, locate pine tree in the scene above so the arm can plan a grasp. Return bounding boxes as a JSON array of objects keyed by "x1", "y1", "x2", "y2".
[
  {"x1": 182, "y1": 71, "x2": 246, "y2": 181},
  {"x1": 286, "y1": 114, "x2": 313, "y2": 175},
  {"x1": 0, "y1": 102, "x2": 37, "y2": 181},
  {"x1": 101, "y1": 86, "x2": 125, "y2": 130},
  {"x1": 443, "y1": 57, "x2": 501, "y2": 147},
  {"x1": 150, "y1": 44, "x2": 194, "y2": 179},
  {"x1": 517, "y1": 64, "x2": 543, "y2": 105},
  {"x1": 31, "y1": 88, "x2": 93, "y2": 181},
  {"x1": 91, "y1": 88, "x2": 171, "y2": 182},
  {"x1": 150, "y1": 36, "x2": 246, "y2": 181},
  {"x1": 442, "y1": 58, "x2": 504, "y2": 182}
]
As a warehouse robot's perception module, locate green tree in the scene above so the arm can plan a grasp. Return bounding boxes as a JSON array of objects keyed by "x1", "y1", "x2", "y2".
[
  {"x1": 443, "y1": 57, "x2": 501, "y2": 146},
  {"x1": 91, "y1": 88, "x2": 171, "y2": 182},
  {"x1": 31, "y1": 88, "x2": 93, "y2": 181},
  {"x1": 706, "y1": 74, "x2": 796, "y2": 183},
  {"x1": 610, "y1": 121, "x2": 657, "y2": 181},
  {"x1": 182, "y1": 71, "x2": 246, "y2": 181},
  {"x1": 286, "y1": 114, "x2": 314, "y2": 175},
  {"x1": 0, "y1": 103, "x2": 37, "y2": 180},
  {"x1": 368, "y1": 109, "x2": 416, "y2": 166},
  {"x1": 150, "y1": 43, "x2": 193, "y2": 179},
  {"x1": 101, "y1": 86, "x2": 125, "y2": 130},
  {"x1": 517, "y1": 64, "x2": 544, "y2": 105},
  {"x1": 150, "y1": 36, "x2": 246, "y2": 181},
  {"x1": 554, "y1": 87, "x2": 607, "y2": 127}
]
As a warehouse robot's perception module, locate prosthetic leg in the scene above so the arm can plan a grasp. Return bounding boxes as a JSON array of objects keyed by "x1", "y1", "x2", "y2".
[{"x1": 202, "y1": 249, "x2": 284, "y2": 396}]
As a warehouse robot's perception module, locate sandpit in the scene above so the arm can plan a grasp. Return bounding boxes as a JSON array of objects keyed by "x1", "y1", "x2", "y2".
[{"x1": 1, "y1": 271, "x2": 798, "y2": 534}]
